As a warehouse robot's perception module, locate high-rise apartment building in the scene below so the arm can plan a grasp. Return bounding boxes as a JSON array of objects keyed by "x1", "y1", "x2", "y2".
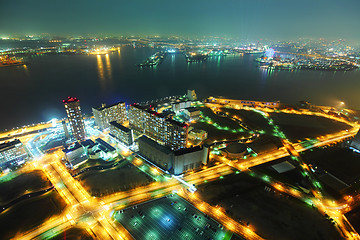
[
  {"x1": 143, "y1": 110, "x2": 166, "y2": 142},
  {"x1": 92, "y1": 102, "x2": 127, "y2": 130},
  {"x1": 63, "y1": 97, "x2": 86, "y2": 141},
  {"x1": 128, "y1": 103, "x2": 188, "y2": 150},
  {"x1": 128, "y1": 104, "x2": 146, "y2": 133},
  {"x1": 164, "y1": 119, "x2": 189, "y2": 150}
]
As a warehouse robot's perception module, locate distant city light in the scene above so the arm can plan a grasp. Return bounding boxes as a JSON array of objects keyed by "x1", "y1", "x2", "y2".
[{"x1": 265, "y1": 48, "x2": 275, "y2": 58}]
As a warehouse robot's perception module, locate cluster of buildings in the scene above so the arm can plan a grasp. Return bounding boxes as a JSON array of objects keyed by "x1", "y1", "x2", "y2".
[
  {"x1": 60, "y1": 90, "x2": 208, "y2": 175},
  {"x1": 63, "y1": 138, "x2": 117, "y2": 168}
]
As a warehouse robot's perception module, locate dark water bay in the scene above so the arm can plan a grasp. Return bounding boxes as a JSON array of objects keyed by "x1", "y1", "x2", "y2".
[{"x1": 1, "y1": 46, "x2": 360, "y2": 130}]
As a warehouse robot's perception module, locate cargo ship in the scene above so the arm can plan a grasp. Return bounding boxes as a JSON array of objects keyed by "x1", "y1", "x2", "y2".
[{"x1": 138, "y1": 51, "x2": 166, "y2": 67}]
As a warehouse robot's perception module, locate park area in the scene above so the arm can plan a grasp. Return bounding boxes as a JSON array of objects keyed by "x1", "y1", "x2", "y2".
[{"x1": 191, "y1": 107, "x2": 252, "y2": 144}]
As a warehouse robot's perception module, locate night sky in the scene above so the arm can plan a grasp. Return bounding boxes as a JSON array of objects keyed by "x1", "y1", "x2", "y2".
[{"x1": 0, "y1": 0, "x2": 359, "y2": 40}]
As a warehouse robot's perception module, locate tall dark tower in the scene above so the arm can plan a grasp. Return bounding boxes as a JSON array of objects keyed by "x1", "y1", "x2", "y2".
[{"x1": 62, "y1": 97, "x2": 86, "y2": 141}]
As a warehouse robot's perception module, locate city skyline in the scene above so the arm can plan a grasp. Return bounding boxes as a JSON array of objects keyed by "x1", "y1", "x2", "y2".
[{"x1": 1, "y1": 0, "x2": 360, "y2": 41}]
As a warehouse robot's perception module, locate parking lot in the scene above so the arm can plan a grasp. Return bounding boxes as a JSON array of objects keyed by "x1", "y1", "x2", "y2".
[{"x1": 114, "y1": 194, "x2": 234, "y2": 240}]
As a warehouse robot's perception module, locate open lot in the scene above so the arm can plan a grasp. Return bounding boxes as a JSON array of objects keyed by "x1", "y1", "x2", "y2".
[
  {"x1": 269, "y1": 113, "x2": 351, "y2": 142},
  {"x1": 114, "y1": 194, "x2": 235, "y2": 240},
  {"x1": 301, "y1": 147, "x2": 360, "y2": 185},
  {"x1": 345, "y1": 205, "x2": 360, "y2": 234},
  {"x1": 0, "y1": 170, "x2": 51, "y2": 204},
  {"x1": 197, "y1": 172, "x2": 342, "y2": 240},
  {"x1": 249, "y1": 157, "x2": 304, "y2": 190},
  {"x1": 49, "y1": 227, "x2": 93, "y2": 240},
  {"x1": 0, "y1": 191, "x2": 66, "y2": 239},
  {"x1": 77, "y1": 161, "x2": 153, "y2": 197},
  {"x1": 301, "y1": 147, "x2": 360, "y2": 195}
]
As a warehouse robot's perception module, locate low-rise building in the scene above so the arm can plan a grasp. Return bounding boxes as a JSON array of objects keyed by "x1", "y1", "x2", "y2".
[
  {"x1": 184, "y1": 107, "x2": 201, "y2": 121},
  {"x1": 138, "y1": 136, "x2": 208, "y2": 175},
  {"x1": 63, "y1": 138, "x2": 118, "y2": 168},
  {"x1": 63, "y1": 142, "x2": 87, "y2": 168},
  {"x1": 81, "y1": 139, "x2": 97, "y2": 155},
  {"x1": 187, "y1": 89, "x2": 197, "y2": 101},
  {"x1": 95, "y1": 138, "x2": 118, "y2": 159},
  {"x1": 109, "y1": 121, "x2": 134, "y2": 146},
  {"x1": 188, "y1": 128, "x2": 208, "y2": 142},
  {"x1": 172, "y1": 100, "x2": 191, "y2": 112},
  {"x1": 205, "y1": 97, "x2": 280, "y2": 110},
  {"x1": 0, "y1": 139, "x2": 29, "y2": 170}
]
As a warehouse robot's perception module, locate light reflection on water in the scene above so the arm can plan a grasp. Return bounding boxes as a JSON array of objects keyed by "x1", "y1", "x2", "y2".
[
  {"x1": 1, "y1": 46, "x2": 360, "y2": 130},
  {"x1": 96, "y1": 54, "x2": 105, "y2": 83},
  {"x1": 105, "y1": 54, "x2": 112, "y2": 81}
]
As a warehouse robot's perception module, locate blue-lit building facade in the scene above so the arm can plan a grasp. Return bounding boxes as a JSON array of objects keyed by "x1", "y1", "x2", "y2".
[{"x1": 0, "y1": 139, "x2": 30, "y2": 170}]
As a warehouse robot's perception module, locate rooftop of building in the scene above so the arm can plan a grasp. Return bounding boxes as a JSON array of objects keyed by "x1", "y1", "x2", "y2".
[
  {"x1": 138, "y1": 135, "x2": 173, "y2": 155},
  {"x1": 63, "y1": 96, "x2": 79, "y2": 104},
  {"x1": 0, "y1": 139, "x2": 22, "y2": 151},
  {"x1": 189, "y1": 128, "x2": 207, "y2": 134},
  {"x1": 63, "y1": 142, "x2": 83, "y2": 153},
  {"x1": 93, "y1": 101, "x2": 125, "y2": 111},
  {"x1": 172, "y1": 99, "x2": 191, "y2": 104},
  {"x1": 174, "y1": 146, "x2": 202, "y2": 156},
  {"x1": 81, "y1": 139, "x2": 96, "y2": 148},
  {"x1": 95, "y1": 138, "x2": 116, "y2": 152},
  {"x1": 146, "y1": 109, "x2": 166, "y2": 118},
  {"x1": 225, "y1": 142, "x2": 247, "y2": 154},
  {"x1": 129, "y1": 103, "x2": 147, "y2": 110},
  {"x1": 70, "y1": 155, "x2": 88, "y2": 168},
  {"x1": 186, "y1": 107, "x2": 200, "y2": 112},
  {"x1": 110, "y1": 121, "x2": 131, "y2": 132},
  {"x1": 166, "y1": 118, "x2": 188, "y2": 128}
]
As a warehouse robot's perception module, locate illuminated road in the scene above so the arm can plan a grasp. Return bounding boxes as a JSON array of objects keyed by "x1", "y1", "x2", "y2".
[
  {"x1": 17, "y1": 153, "x2": 132, "y2": 240},
  {"x1": 179, "y1": 188, "x2": 262, "y2": 240},
  {"x1": 15, "y1": 123, "x2": 360, "y2": 240}
]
